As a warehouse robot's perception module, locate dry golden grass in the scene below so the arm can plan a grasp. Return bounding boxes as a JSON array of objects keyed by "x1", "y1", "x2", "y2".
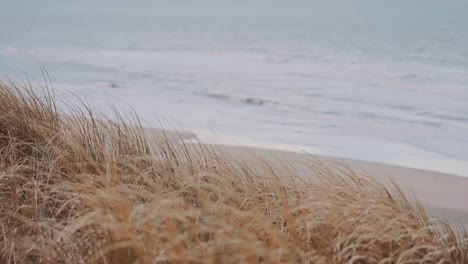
[{"x1": 0, "y1": 79, "x2": 467, "y2": 263}]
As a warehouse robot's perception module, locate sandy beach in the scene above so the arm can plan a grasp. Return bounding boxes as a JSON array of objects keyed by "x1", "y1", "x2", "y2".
[
  {"x1": 193, "y1": 143, "x2": 468, "y2": 228},
  {"x1": 146, "y1": 128, "x2": 468, "y2": 227},
  {"x1": 145, "y1": 128, "x2": 468, "y2": 227}
]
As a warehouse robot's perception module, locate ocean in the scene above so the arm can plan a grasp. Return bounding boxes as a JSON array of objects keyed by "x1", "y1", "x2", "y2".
[{"x1": 1, "y1": 0, "x2": 468, "y2": 176}]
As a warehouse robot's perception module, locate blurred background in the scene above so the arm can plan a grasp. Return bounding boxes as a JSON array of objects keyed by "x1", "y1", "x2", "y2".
[{"x1": 1, "y1": 0, "x2": 467, "y2": 176}]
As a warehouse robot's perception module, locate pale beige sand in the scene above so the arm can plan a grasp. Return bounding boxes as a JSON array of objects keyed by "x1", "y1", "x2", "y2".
[
  {"x1": 206, "y1": 145, "x2": 468, "y2": 228},
  {"x1": 145, "y1": 129, "x2": 468, "y2": 227}
]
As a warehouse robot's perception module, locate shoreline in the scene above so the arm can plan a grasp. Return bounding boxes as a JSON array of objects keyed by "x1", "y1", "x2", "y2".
[
  {"x1": 197, "y1": 143, "x2": 468, "y2": 227},
  {"x1": 191, "y1": 130, "x2": 468, "y2": 178},
  {"x1": 146, "y1": 128, "x2": 468, "y2": 227}
]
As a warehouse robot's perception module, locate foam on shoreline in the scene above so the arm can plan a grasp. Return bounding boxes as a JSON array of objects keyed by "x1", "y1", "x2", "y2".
[{"x1": 190, "y1": 130, "x2": 468, "y2": 178}]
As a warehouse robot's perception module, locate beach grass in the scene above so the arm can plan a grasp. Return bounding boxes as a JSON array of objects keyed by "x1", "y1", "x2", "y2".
[{"x1": 0, "y1": 79, "x2": 467, "y2": 263}]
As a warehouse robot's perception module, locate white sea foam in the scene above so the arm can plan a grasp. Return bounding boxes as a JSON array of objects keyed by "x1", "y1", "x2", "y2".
[{"x1": 192, "y1": 131, "x2": 468, "y2": 178}]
